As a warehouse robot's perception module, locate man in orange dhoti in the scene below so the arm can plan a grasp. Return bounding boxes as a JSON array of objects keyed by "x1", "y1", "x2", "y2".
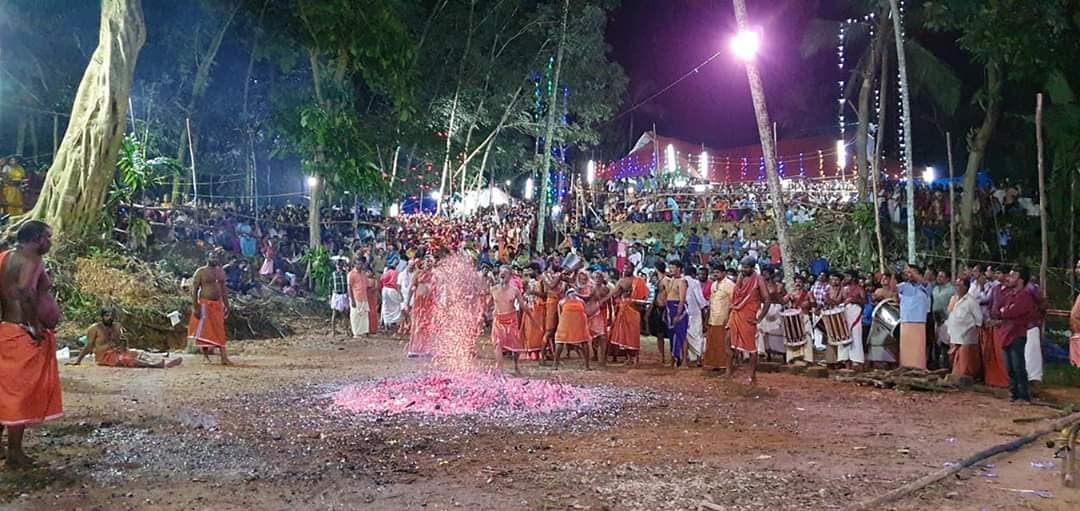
[
  {"x1": 554, "y1": 290, "x2": 591, "y2": 370},
  {"x1": 704, "y1": 267, "x2": 735, "y2": 371},
  {"x1": 542, "y1": 263, "x2": 565, "y2": 359},
  {"x1": 0, "y1": 221, "x2": 63, "y2": 468},
  {"x1": 188, "y1": 250, "x2": 232, "y2": 365},
  {"x1": 609, "y1": 268, "x2": 648, "y2": 365},
  {"x1": 726, "y1": 258, "x2": 769, "y2": 384},
  {"x1": 491, "y1": 267, "x2": 525, "y2": 374},
  {"x1": 407, "y1": 260, "x2": 435, "y2": 357},
  {"x1": 520, "y1": 268, "x2": 547, "y2": 357}
]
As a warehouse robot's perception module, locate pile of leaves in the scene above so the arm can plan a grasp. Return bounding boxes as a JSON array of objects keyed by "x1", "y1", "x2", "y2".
[{"x1": 48, "y1": 242, "x2": 314, "y2": 350}]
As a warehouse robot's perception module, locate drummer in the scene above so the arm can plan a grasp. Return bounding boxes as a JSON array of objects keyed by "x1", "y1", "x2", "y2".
[
  {"x1": 783, "y1": 275, "x2": 815, "y2": 364},
  {"x1": 841, "y1": 271, "x2": 867, "y2": 369}
]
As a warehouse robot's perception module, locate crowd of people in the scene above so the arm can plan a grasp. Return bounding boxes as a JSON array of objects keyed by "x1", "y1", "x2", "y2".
[{"x1": 591, "y1": 176, "x2": 1042, "y2": 258}]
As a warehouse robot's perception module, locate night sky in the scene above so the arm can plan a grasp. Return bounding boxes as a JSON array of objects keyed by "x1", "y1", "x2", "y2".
[{"x1": 607, "y1": 0, "x2": 840, "y2": 150}]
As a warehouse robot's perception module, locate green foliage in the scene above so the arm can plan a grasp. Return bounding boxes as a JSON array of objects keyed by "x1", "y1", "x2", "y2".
[
  {"x1": 788, "y1": 218, "x2": 867, "y2": 273},
  {"x1": 299, "y1": 245, "x2": 333, "y2": 298},
  {"x1": 109, "y1": 134, "x2": 182, "y2": 209}
]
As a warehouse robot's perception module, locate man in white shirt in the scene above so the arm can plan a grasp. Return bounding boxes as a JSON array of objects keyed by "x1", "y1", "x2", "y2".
[{"x1": 684, "y1": 268, "x2": 708, "y2": 366}]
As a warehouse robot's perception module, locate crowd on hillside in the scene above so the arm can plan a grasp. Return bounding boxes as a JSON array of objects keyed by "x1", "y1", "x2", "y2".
[{"x1": 591, "y1": 177, "x2": 1041, "y2": 256}]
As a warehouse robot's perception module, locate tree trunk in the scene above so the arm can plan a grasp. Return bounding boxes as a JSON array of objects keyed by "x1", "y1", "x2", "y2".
[
  {"x1": 307, "y1": 49, "x2": 325, "y2": 249},
  {"x1": 959, "y1": 63, "x2": 1001, "y2": 259},
  {"x1": 437, "y1": 1, "x2": 476, "y2": 215},
  {"x1": 170, "y1": 4, "x2": 239, "y2": 204},
  {"x1": 871, "y1": 33, "x2": 891, "y2": 271},
  {"x1": 534, "y1": 0, "x2": 569, "y2": 255},
  {"x1": 854, "y1": 18, "x2": 885, "y2": 271},
  {"x1": 22, "y1": 0, "x2": 145, "y2": 242},
  {"x1": 732, "y1": 0, "x2": 794, "y2": 291},
  {"x1": 888, "y1": 0, "x2": 916, "y2": 264},
  {"x1": 1035, "y1": 93, "x2": 1047, "y2": 289}
]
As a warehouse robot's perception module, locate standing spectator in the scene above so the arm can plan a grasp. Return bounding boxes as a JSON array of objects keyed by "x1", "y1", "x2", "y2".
[
  {"x1": 898, "y1": 264, "x2": 931, "y2": 369},
  {"x1": 930, "y1": 270, "x2": 955, "y2": 369},
  {"x1": 994, "y1": 267, "x2": 1037, "y2": 402}
]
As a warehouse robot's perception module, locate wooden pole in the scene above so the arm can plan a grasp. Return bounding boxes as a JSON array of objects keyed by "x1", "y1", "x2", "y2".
[
  {"x1": 946, "y1": 131, "x2": 957, "y2": 277},
  {"x1": 186, "y1": 117, "x2": 197, "y2": 204},
  {"x1": 848, "y1": 411, "x2": 1080, "y2": 511},
  {"x1": 1036, "y1": 94, "x2": 1048, "y2": 290},
  {"x1": 52, "y1": 113, "x2": 59, "y2": 156}
]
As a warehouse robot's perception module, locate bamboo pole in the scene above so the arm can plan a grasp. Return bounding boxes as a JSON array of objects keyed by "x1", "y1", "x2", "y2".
[
  {"x1": 1036, "y1": 93, "x2": 1047, "y2": 290},
  {"x1": 186, "y1": 117, "x2": 197, "y2": 203},
  {"x1": 946, "y1": 131, "x2": 957, "y2": 277}
]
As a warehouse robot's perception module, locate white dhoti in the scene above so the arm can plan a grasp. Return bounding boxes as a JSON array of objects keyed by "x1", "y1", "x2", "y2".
[
  {"x1": 350, "y1": 301, "x2": 371, "y2": 337},
  {"x1": 836, "y1": 304, "x2": 865, "y2": 364},
  {"x1": 381, "y1": 288, "x2": 403, "y2": 326},
  {"x1": 687, "y1": 312, "x2": 704, "y2": 360},
  {"x1": 785, "y1": 315, "x2": 815, "y2": 363},
  {"x1": 1025, "y1": 326, "x2": 1043, "y2": 382},
  {"x1": 756, "y1": 304, "x2": 784, "y2": 355}
]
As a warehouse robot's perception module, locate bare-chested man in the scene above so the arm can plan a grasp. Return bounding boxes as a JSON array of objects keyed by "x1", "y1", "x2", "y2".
[
  {"x1": 0, "y1": 220, "x2": 63, "y2": 468},
  {"x1": 650, "y1": 261, "x2": 670, "y2": 364},
  {"x1": 609, "y1": 267, "x2": 648, "y2": 365},
  {"x1": 541, "y1": 262, "x2": 566, "y2": 359},
  {"x1": 490, "y1": 266, "x2": 525, "y2": 374},
  {"x1": 70, "y1": 308, "x2": 181, "y2": 368},
  {"x1": 666, "y1": 261, "x2": 690, "y2": 367},
  {"x1": 587, "y1": 271, "x2": 612, "y2": 367},
  {"x1": 188, "y1": 250, "x2": 232, "y2": 365}
]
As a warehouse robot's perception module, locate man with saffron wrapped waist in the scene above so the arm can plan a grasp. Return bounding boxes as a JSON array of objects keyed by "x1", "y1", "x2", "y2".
[
  {"x1": 520, "y1": 266, "x2": 547, "y2": 358},
  {"x1": 188, "y1": 249, "x2": 232, "y2": 365},
  {"x1": 727, "y1": 257, "x2": 770, "y2": 385},
  {"x1": 609, "y1": 267, "x2": 648, "y2": 365},
  {"x1": 70, "y1": 308, "x2": 181, "y2": 368},
  {"x1": 491, "y1": 266, "x2": 526, "y2": 374},
  {"x1": 0, "y1": 220, "x2": 63, "y2": 469},
  {"x1": 554, "y1": 289, "x2": 592, "y2": 370}
]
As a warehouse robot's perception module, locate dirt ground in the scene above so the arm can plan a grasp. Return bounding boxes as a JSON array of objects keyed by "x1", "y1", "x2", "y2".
[{"x1": 3, "y1": 323, "x2": 1079, "y2": 511}]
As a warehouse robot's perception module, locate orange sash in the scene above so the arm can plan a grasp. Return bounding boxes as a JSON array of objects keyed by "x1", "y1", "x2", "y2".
[
  {"x1": 492, "y1": 312, "x2": 525, "y2": 352},
  {"x1": 188, "y1": 299, "x2": 227, "y2": 348},
  {"x1": 555, "y1": 299, "x2": 590, "y2": 344},
  {"x1": 608, "y1": 300, "x2": 641, "y2": 350},
  {"x1": 0, "y1": 251, "x2": 63, "y2": 426},
  {"x1": 729, "y1": 273, "x2": 761, "y2": 353}
]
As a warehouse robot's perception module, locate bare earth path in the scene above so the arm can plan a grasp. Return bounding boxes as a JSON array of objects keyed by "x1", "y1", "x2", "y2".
[{"x1": 2, "y1": 325, "x2": 1078, "y2": 510}]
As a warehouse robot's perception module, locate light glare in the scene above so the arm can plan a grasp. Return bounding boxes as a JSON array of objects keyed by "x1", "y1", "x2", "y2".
[{"x1": 731, "y1": 30, "x2": 761, "y2": 61}]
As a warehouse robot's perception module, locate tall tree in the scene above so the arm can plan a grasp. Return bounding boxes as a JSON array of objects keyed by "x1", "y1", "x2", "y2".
[
  {"x1": 534, "y1": 0, "x2": 569, "y2": 254},
  {"x1": 925, "y1": 0, "x2": 1076, "y2": 259},
  {"x1": 20, "y1": 0, "x2": 146, "y2": 241},
  {"x1": 732, "y1": 0, "x2": 795, "y2": 290}
]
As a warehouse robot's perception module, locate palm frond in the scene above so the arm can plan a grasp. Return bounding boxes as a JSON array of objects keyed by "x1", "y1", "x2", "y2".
[{"x1": 905, "y1": 39, "x2": 962, "y2": 116}]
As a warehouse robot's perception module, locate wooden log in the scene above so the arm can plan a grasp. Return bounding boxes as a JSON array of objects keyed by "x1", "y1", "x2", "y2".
[{"x1": 847, "y1": 411, "x2": 1080, "y2": 511}]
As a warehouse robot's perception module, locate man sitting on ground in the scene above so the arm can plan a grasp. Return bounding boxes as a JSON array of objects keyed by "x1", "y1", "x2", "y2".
[{"x1": 69, "y1": 308, "x2": 181, "y2": 368}]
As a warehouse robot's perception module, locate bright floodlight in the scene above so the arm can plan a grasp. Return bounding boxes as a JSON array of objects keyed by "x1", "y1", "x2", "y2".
[
  {"x1": 388, "y1": 203, "x2": 399, "y2": 217},
  {"x1": 836, "y1": 140, "x2": 847, "y2": 171},
  {"x1": 699, "y1": 151, "x2": 709, "y2": 178},
  {"x1": 665, "y1": 144, "x2": 677, "y2": 173},
  {"x1": 504, "y1": 180, "x2": 511, "y2": 187},
  {"x1": 731, "y1": 30, "x2": 761, "y2": 61},
  {"x1": 430, "y1": 190, "x2": 442, "y2": 201},
  {"x1": 551, "y1": 204, "x2": 562, "y2": 218},
  {"x1": 524, "y1": 178, "x2": 534, "y2": 200},
  {"x1": 306, "y1": 176, "x2": 319, "y2": 188},
  {"x1": 693, "y1": 184, "x2": 707, "y2": 193},
  {"x1": 586, "y1": 160, "x2": 596, "y2": 185},
  {"x1": 923, "y1": 166, "x2": 936, "y2": 183}
]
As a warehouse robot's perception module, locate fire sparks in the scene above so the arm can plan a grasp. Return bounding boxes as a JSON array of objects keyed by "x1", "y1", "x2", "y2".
[{"x1": 333, "y1": 372, "x2": 596, "y2": 417}]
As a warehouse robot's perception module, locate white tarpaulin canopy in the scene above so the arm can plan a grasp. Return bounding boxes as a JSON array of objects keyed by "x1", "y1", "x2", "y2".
[{"x1": 456, "y1": 187, "x2": 510, "y2": 215}]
